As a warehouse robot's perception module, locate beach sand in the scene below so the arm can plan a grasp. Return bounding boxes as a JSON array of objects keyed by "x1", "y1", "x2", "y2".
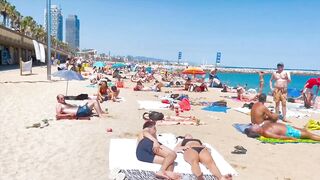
[{"x1": 1, "y1": 66, "x2": 320, "y2": 180}]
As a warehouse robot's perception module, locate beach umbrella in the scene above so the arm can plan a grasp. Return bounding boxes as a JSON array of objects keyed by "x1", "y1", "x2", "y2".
[
  {"x1": 182, "y1": 67, "x2": 206, "y2": 75},
  {"x1": 112, "y1": 63, "x2": 126, "y2": 69},
  {"x1": 52, "y1": 70, "x2": 84, "y2": 95},
  {"x1": 93, "y1": 61, "x2": 106, "y2": 67}
]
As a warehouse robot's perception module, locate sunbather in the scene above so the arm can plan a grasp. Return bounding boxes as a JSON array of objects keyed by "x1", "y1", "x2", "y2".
[
  {"x1": 143, "y1": 115, "x2": 202, "y2": 126},
  {"x1": 175, "y1": 134, "x2": 232, "y2": 180},
  {"x1": 185, "y1": 77, "x2": 193, "y2": 91},
  {"x1": 136, "y1": 121, "x2": 180, "y2": 179},
  {"x1": 246, "y1": 121, "x2": 320, "y2": 141},
  {"x1": 56, "y1": 94, "x2": 106, "y2": 119},
  {"x1": 96, "y1": 80, "x2": 110, "y2": 103},
  {"x1": 109, "y1": 86, "x2": 120, "y2": 102},
  {"x1": 251, "y1": 93, "x2": 279, "y2": 125},
  {"x1": 237, "y1": 87, "x2": 257, "y2": 102}
]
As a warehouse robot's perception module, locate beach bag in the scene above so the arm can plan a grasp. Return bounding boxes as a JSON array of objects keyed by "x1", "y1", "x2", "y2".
[
  {"x1": 143, "y1": 111, "x2": 164, "y2": 121},
  {"x1": 178, "y1": 98, "x2": 191, "y2": 111}
]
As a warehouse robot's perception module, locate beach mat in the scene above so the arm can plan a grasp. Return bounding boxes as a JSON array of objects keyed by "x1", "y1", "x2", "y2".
[
  {"x1": 258, "y1": 136, "x2": 320, "y2": 144},
  {"x1": 109, "y1": 138, "x2": 238, "y2": 177},
  {"x1": 137, "y1": 100, "x2": 170, "y2": 110},
  {"x1": 233, "y1": 123, "x2": 252, "y2": 134},
  {"x1": 202, "y1": 106, "x2": 230, "y2": 113}
]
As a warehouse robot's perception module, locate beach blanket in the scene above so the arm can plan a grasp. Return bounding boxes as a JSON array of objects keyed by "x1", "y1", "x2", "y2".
[
  {"x1": 233, "y1": 123, "x2": 252, "y2": 134},
  {"x1": 109, "y1": 138, "x2": 238, "y2": 177},
  {"x1": 137, "y1": 100, "x2": 170, "y2": 110},
  {"x1": 258, "y1": 136, "x2": 320, "y2": 144},
  {"x1": 202, "y1": 106, "x2": 230, "y2": 113}
]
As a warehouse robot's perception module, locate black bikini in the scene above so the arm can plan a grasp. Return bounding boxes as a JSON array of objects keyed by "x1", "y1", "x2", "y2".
[{"x1": 181, "y1": 139, "x2": 205, "y2": 153}]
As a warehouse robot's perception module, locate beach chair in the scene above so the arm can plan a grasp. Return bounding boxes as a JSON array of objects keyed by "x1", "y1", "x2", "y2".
[{"x1": 20, "y1": 59, "x2": 32, "y2": 75}]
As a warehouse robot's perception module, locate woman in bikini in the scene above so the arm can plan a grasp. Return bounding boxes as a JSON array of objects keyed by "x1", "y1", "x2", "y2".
[
  {"x1": 175, "y1": 134, "x2": 232, "y2": 180},
  {"x1": 96, "y1": 80, "x2": 110, "y2": 103}
]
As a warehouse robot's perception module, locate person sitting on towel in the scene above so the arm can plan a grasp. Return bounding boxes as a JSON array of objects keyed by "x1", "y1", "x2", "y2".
[
  {"x1": 136, "y1": 121, "x2": 180, "y2": 180},
  {"x1": 109, "y1": 86, "x2": 120, "y2": 102},
  {"x1": 246, "y1": 121, "x2": 320, "y2": 141},
  {"x1": 250, "y1": 93, "x2": 281, "y2": 125},
  {"x1": 174, "y1": 134, "x2": 232, "y2": 180},
  {"x1": 56, "y1": 94, "x2": 107, "y2": 119}
]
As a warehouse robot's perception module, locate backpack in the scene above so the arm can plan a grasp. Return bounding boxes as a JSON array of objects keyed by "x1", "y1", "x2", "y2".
[{"x1": 143, "y1": 111, "x2": 164, "y2": 121}]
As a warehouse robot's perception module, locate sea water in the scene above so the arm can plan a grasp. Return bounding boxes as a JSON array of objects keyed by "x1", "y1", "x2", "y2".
[{"x1": 206, "y1": 72, "x2": 318, "y2": 94}]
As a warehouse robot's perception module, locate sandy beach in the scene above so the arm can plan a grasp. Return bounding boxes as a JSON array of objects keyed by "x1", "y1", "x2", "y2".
[{"x1": 1, "y1": 66, "x2": 320, "y2": 180}]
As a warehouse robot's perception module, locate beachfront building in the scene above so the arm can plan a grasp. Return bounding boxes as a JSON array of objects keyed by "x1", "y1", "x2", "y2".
[
  {"x1": 44, "y1": 5, "x2": 63, "y2": 41},
  {"x1": 76, "y1": 49, "x2": 97, "y2": 60},
  {"x1": 65, "y1": 15, "x2": 80, "y2": 50}
]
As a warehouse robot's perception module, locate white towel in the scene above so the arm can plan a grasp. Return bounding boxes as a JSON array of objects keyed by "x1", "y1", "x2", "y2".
[
  {"x1": 233, "y1": 107, "x2": 251, "y2": 115},
  {"x1": 109, "y1": 137, "x2": 238, "y2": 176},
  {"x1": 137, "y1": 100, "x2": 170, "y2": 110}
]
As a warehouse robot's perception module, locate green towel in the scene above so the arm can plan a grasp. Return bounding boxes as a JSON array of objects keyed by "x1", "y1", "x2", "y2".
[{"x1": 258, "y1": 136, "x2": 320, "y2": 144}]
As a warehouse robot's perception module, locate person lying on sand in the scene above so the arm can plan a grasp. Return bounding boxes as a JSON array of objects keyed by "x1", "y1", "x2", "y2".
[
  {"x1": 136, "y1": 121, "x2": 181, "y2": 180},
  {"x1": 56, "y1": 94, "x2": 107, "y2": 119},
  {"x1": 174, "y1": 134, "x2": 232, "y2": 180},
  {"x1": 143, "y1": 115, "x2": 203, "y2": 126},
  {"x1": 251, "y1": 93, "x2": 290, "y2": 124},
  {"x1": 237, "y1": 87, "x2": 257, "y2": 102},
  {"x1": 246, "y1": 121, "x2": 320, "y2": 141},
  {"x1": 134, "y1": 80, "x2": 163, "y2": 92}
]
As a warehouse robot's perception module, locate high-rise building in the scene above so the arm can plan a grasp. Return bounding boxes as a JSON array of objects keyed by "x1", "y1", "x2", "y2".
[
  {"x1": 65, "y1": 15, "x2": 80, "y2": 50},
  {"x1": 44, "y1": 5, "x2": 63, "y2": 41}
]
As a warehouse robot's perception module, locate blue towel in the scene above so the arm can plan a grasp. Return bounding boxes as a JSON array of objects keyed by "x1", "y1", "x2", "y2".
[
  {"x1": 202, "y1": 106, "x2": 230, "y2": 113},
  {"x1": 233, "y1": 123, "x2": 252, "y2": 134}
]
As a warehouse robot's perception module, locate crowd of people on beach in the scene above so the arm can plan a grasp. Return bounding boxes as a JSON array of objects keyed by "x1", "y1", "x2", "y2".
[{"x1": 54, "y1": 59, "x2": 319, "y2": 179}]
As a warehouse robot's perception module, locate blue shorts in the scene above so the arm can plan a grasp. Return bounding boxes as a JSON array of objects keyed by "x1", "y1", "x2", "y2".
[
  {"x1": 136, "y1": 138, "x2": 155, "y2": 163},
  {"x1": 76, "y1": 103, "x2": 92, "y2": 117},
  {"x1": 285, "y1": 125, "x2": 301, "y2": 139}
]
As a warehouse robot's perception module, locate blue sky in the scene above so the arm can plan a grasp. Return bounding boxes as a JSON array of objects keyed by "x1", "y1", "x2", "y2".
[{"x1": 8, "y1": 0, "x2": 320, "y2": 69}]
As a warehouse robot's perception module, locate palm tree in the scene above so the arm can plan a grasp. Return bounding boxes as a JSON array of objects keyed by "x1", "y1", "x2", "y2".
[
  {"x1": 34, "y1": 25, "x2": 46, "y2": 42},
  {"x1": 20, "y1": 16, "x2": 36, "y2": 36},
  {"x1": 0, "y1": 0, "x2": 10, "y2": 26}
]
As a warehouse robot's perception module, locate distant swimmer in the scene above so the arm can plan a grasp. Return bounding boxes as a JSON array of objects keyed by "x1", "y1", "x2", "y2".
[{"x1": 269, "y1": 62, "x2": 291, "y2": 122}]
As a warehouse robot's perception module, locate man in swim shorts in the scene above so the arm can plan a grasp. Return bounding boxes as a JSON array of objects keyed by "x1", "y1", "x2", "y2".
[
  {"x1": 270, "y1": 62, "x2": 291, "y2": 121},
  {"x1": 136, "y1": 121, "x2": 180, "y2": 179},
  {"x1": 56, "y1": 94, "x2": 106, "y2": 119},
  {"x1": 247, "y1": 121, "x2": 320, "y2": 141}
]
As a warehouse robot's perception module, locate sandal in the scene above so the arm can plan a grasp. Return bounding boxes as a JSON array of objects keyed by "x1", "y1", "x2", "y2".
[
  {"x1": 234, "y1": 145, "x2": 247, "y2": 152},
  {"x1": 231, "y1": 149, "x2": 246, "y2": 154}
]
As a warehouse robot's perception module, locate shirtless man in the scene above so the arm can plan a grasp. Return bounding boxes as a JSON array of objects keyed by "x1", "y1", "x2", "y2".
[
  {"x1": 247, "y1": 121, "x2": 320, "y2": 141},
  {"x1": 269, "y1": 63, "x2": 291, "y2": 121},
  {"x1": 56, "y1": 94, "x2": 106, "y2": 119},
  {"x1": 251, "y1": 93, "x2": 278, "y2": 125},
  {"x1": 136, "y1": 121, "x2": 180, "y2": 179}
]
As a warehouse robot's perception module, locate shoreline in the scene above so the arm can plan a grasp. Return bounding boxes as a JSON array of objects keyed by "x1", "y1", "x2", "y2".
[{"x1": 205, "y1": 67, "x2": 320, "y2": 76}]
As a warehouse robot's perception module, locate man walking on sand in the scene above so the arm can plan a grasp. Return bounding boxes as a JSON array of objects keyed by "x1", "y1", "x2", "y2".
[{"x1": 269, "y1": 62, "x2": 291, "y2": 122}]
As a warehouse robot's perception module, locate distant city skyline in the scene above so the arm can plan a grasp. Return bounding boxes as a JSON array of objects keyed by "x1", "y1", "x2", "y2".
[
  {"x1": 66, "y1": 15, "x2": 80, "y2": 49},
  {"x1": 8, "y1": 0, "x2": 320, "y2": 70}
]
